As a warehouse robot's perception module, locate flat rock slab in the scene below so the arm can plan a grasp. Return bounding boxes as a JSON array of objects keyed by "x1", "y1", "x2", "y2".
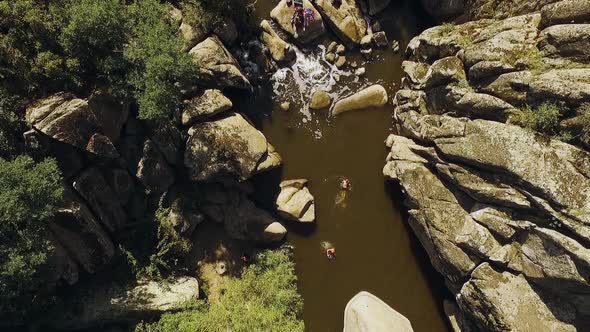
[
  {"x1": 276, "y1": 179, "x2": 315, "y2": 222},
  {"x1": 344, "y1": 291, "x2": 414, "y2": 332},
  {"x1": 314, "y1": 0, "x2": 367, "y2": 46}
]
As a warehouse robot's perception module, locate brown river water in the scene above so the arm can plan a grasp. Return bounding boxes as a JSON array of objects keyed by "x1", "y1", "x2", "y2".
[{"x1": 238, "y1": 1, "x2": 451, "y2": 331}]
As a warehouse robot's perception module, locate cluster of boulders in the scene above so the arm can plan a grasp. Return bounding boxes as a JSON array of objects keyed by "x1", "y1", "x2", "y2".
[{"x1": 385, "y1": 0, "x2": 590, "y2": 330}]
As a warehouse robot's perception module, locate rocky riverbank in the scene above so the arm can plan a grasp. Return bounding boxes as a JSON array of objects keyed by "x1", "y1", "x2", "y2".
[{"x1": 386, "y1": 0, "x2": 590, "y2": 330}]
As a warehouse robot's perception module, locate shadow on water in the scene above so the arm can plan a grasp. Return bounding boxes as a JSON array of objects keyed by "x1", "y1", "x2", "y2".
[{"x1": 240, "y1": 1, "x2": 448, "y2": 331}]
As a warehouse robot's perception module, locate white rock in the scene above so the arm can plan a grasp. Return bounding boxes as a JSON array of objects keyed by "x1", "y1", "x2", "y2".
[
  {"x1": 332, "y1": 85, "x2": 388, "y2": 116},
  {"x1": 344, "y1": 291, "x2": 414, "y2": 332}
]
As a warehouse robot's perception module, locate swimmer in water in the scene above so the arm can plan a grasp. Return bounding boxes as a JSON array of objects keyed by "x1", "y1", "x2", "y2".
[{"x1": 326, "y1": 248, "x2": 336, "y2": 259}]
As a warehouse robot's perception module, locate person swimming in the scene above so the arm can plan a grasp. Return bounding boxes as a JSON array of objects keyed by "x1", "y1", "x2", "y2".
[{"x1": 326, "y1": 248, "x2": 336, "y2": 259}]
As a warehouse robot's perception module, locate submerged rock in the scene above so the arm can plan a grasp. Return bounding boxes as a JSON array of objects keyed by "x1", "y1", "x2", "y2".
[
  {"x1": 189, "y1": 36, "x2": 251, "y2": 90},
  {"x1": 332, "y1": 85, "x2": 388, "y2": 116},
  {"x1": 314, "y1": 0, "x2": 367, "y2": 47},
  {"x1": 276, "y1": 179, "x2": 315, "y2": 223},
  {"x1": 270, "y1": 0, "x2": 325, "y2": 44},
  {"x1": 260, "y1": 19, "x2": 296, "y2": 64},
  {"x1": 310, "y1": 90, "x2": 332, "y2": 109},
  {"x1": 344, "y1": 291, "x2": 414, "y2": 332}
]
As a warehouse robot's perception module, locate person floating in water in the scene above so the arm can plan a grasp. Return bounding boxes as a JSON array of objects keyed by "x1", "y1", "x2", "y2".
[
  {"x1": 240, "y1": 253, "x2": 251, "y2": 264},
  {"x1": 335, "y1": 177, "x2": 352, "y2": 207},
  {"x1": 326, "y1": 248, "x2": 336, "y2": 260}
]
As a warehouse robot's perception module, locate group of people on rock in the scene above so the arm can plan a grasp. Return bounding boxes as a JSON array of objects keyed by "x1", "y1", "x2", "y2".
[{"x1": 288, "y1": 0, "x2": 316, "y2": 33}]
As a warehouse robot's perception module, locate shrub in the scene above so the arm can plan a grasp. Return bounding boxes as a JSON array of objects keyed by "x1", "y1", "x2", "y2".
[
  {"x1": 521, "y1": 102, "x2": 563, "y2": 135},
  {"x1": 135, "y1": 250, "x2": 304, "y2": 332},
  {"x1": 0, "y1": 156, "x2": 63, "y2": 318}
]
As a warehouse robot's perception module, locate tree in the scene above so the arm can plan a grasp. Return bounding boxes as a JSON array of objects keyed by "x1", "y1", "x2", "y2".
[
  {"x1": 135, "y1": 250, "x2": 304, "y2": 332},
  {"x1": 0, "y1": 156, "x2": 63, "y2": 318},
  {"x1": 125, "y1": 0, "x2": 196, "y2": 120}
]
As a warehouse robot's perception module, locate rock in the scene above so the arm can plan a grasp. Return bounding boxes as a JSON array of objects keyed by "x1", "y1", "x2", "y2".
[
  {"x1": 260, "y1": 20, "x2": 296, "y2": 64},
  {"x1": 336, "y1": 44, "x2": 346, "y2": 55},
  {"x1": 182, "y1": 89, "x2": 233, "y2": 126},
  {"x1": 104, "y1": 168, "x2": 134, "y2": 206},
  {"x1": 276, "y1": 179, "x2": 315, "y2": 222},
  {"x1": 256, "y1": 143, "x2": 283, "y2": 173},
  {"x1": 73, "y1": 168, "x2": 127, "y2": 232},
  {"x1": 26, "y1": 92, "x2": 128, "y2": 158},
  {"x1": 214, "y1": 17, "x2": 238, "y2": 46},
  {"x1": 270, "y1": 0, "x2": 325, "y2": 44},
  {"x1": 459, "y1": 263, "x2": 576, "y2": 331},
  {"x1": 391, "y1": 40, "x2": 400, "y2": 52},
  {"x1": 280, "y1": 102, "x2": 291, "y2": 111},
  {"x1": 136, "y1": 140, "x2": 175, "y2": 193},
  {"x1": 355, "y1": 67, "x2": 366, "y2": 76},
  {"x1": 326, "y1": 52, "x2": 337, "y2": 63},
  {"x1": 310, "y1": 90, "x2": 332, "y2": 109},
  {"x1": 361, "y1": 48, "x2": 373, "y2": 59},
  {"x1": 328, "y1": 41, "x2": 338, "y2": 52},
  {"x1": 168, "y1": 198, "x2": 204, "y2": 237},
  {"x1": 189, "y1": 36, "x2": 251, "y2": 90},
  {"x1": 48, "y1": 191, "x2": 115, "y2": 274},
  {"x1": 419, "y1": 0, "x2": 465, "y2": 20},
  {"x1": 168, "y1": 7, "x2": 183, "y2": 28},
  {"x1": 200, "y1": 184, "x2": 287, "y2": 243},
  {"x1": 45, "y1": 235, "x2": 80, "y2": 289},
  {"x1": 179, "y1": 21, "x2": 208, "y2": 51},
  {"x1": 185, "y1": 112, "x2": 278, "y2": 181},
  {"x1": 149, "y1": 121, "x2": 182, "y2": 165},
  {"x1": 541, "y1": 0, "x2": 590, "y2": 26},
  {"x1": 372, "y1": 31, "x2": 388, "y2": 48},
  {"x1": 335, "y1": 55, "x2": 347, "y2": 68},
  {"x1": 314, "y1": 0, "x2": 368, "y2": 47},
  {"x1": 540, "y1": 24, "x2": 590, "y2": 62},
  {"x1": 366, "y1": 0, "x2": 391, "y2": 15},
  {"x1": 332, "y1": 85, "x2": 388, "y2": 116},
  {"x1": 49, "y1": 277, "x2": 199, "y2": 330},
  {"x1": 360, "y1": 34, "x2": 372, "y2": 49},
  {"x1": 344, "y1": 291, "x2": 414, "y2": 332}
]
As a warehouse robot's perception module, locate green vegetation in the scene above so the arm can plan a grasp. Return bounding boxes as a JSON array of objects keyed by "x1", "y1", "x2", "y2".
[
  {"x1": 123, "y1": 206, "x2": 193, "y2": 280},
  {"x1": 0, "y1": 156, "x2": 63, "y2": 319},
  {"x1": 135, "y1": 249, "x2": 304, "y2": 332},
  {"x1": 521, "y1": 102, "x2": 563, "y2": 135},
  {"x1": 439, "y1": 22, "x2": 456, "y2": 36},
  {"x1": 182, "y1": 0, "x2": 250, "y2": 34}
]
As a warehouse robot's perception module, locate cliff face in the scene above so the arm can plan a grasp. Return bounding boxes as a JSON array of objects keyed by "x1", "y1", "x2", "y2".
[{"x1": 387, "y1": 1, "x2": 590, "y2": 330}]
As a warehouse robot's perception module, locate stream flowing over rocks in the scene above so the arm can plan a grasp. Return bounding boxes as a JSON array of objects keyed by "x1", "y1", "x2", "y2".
[{"x1": 385, "y1": 0, "x2": 590, "y2": 330}]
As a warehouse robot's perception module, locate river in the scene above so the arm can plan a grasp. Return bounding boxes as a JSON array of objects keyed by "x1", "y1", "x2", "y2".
[{"x1": 239, "y1": 1, "x2": 451, "y2": 331}]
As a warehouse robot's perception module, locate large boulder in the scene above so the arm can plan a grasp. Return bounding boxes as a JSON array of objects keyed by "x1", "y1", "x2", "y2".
[
  {"x1": 189, "y1": 36, "x2": 251, "y2": 90},
  {"x1": 332, "y1": 85, "x2": 388, "y2": 116},
  {"x1": 344, "y1": 291, "x2": 414, "y2": 332},
  {"x1": 48, "y1": 277, "x2": 199, "y2": 330},
  {"x1": 310, "y1": 90, "x2": 332, "y2": 109},
  {"x1": 314, "y1": 0, "x2": 368, "y2": 47},
  {"x1": 73, "y1": 167, "x2": 127, "y2": 232},
  {"x1": 136, "y1": 140, "x2": 175, "y2": 193},
  {"x1": 48, "y1": 191, "x2": 115, "y2": 274},
  {"x1": 182, "y1": 89, "x2": 233, "y2": 126},
  {"x1": 260, "y1": 20, "x2": 296, "y2": 64},
  {"x1": 26, "y1": 93, "x2": 128, "y2": 158},
  {"x1": 199, "y1": 184, "x2": 287, "y2": 243},
  {"x1": 270, "y1": 0, "x2": 325, "y2": 44},
  {"x1": 184, "y1": 112, "x2": 280, "y2": 181},
  {"x1": 276, "y1": 179, "x2": 315, "y2": 223}
]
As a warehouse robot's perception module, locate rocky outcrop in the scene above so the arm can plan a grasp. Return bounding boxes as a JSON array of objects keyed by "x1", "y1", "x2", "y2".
[
  {"x1": 199, "y1": 183, "x2": 287, "y2": 243},
  {"x1": 26, "y1": 92, "x2": 128, "y2": 158},
  {"x1": 386, "y1": 5, "x2": 590, "y2": 330},
  {"x1": 276, "y1": 179, "x2": 315, "y2": 223},
  {"x1": 184, "y1": 112, "x2": 281, "y2": 182},
  {"x1": 48, "y1": 191, "x2": 115, "y2": 275},
  {"x1": 270, "y1": 0, "x2": 325, "y2": 44},
  {"x1": 136, "y1": 140, "x2": 175, "y2": 193},
  {"x1": 260, "y1": 20, "x2": 296, "y2": 64},
  {"x1": 314, "y1": 0, "x2": 367, "y2": 47},
  {"x1": 332, "y1": 85, "x2": 388, "y2": 116},
  {"x1": 182, "y1": 89, "x2": 233, "y2": 126},
  {"x1": 189, "y1": 36, "x2": 251, "y2": 90},
  {"x1": 48, "y1": 276, "x2": 199, "y2": 330},
  {"x1": 343, "y1": 291, "x2": 414, "y2": 332}
]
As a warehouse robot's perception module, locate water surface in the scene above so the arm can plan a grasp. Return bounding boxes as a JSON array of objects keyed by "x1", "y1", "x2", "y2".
[{"x1": 243, "y1": 1, "x2": 450, "y2": 331}]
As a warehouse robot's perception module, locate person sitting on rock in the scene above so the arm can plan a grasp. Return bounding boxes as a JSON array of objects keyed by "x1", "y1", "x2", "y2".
[
  {"x1": 292, "y1": 7, "x2": 305, "y2": 33},
  {"x1": 303, "y1": 7, "x2": 315, "y2": 30},
  {"x1": 326, "y1": 248, "x2": 336, "y2": 259}
]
